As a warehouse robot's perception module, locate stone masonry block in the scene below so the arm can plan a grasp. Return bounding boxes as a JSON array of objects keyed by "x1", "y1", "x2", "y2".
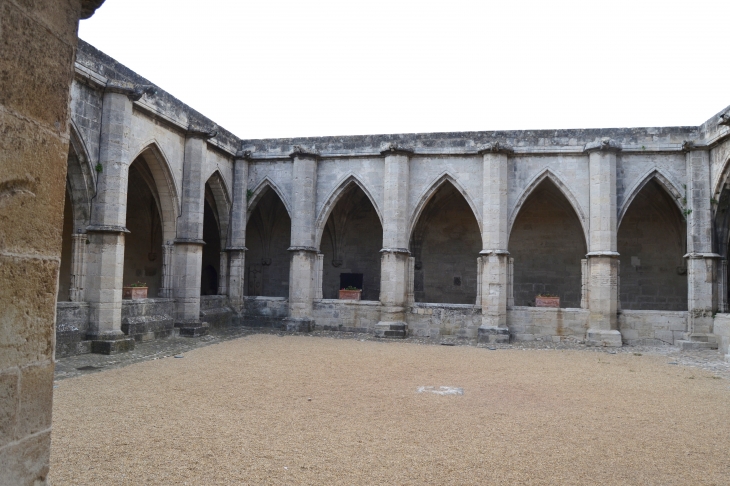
[
  {"x1": 16, "y1": 362, "x2": 53, "y2": 440},
  {"x1": 0, "y1": 255, "x2": 56, "y2": 370},
  {"x1": 0, "y1": 430, "x2": 51, "y2": 486},
  {"x1": 0, "y1": 370, "x2": 18, "y2": 448}
]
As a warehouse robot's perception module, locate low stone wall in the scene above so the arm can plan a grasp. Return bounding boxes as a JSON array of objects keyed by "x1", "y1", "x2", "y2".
[
  {"x1": 200, "y1": 295, "x2": 234, "y2": 328},
  {"x1": 121, "y1": 298, "x2": 175, "y2": 342},
  {"x1": 713, "y1": 314, "x2": 730, "y2": 359},
  {"x1": 313, "y1": 299, "x2": 382, "y2": 333},
  {"x1": 56, "y1": 302, "x2": 91, "y2": 358},
  {"x1": 618, "y1": 310, "x2": 687, "y2": 345},
  {"x1": 241, "y1": 296, "x2": 289, "y2": 328},
  {"x1": 507, "y1": 307, "x2": 589, "y2": 342},
  {"x1": 407, "y1": 303, "x2": 481, "y2": 339}
]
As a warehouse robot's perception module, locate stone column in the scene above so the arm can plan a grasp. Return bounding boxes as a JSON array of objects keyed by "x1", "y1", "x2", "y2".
[
  {"x1": 69, "y1": 232, "x2": 87, "y2": 302},
  {"x1": 85, "y1": 85, "x2": 142, "y2": 354},
  {"x1": 584, "y1": 138, "x2": 622, "y2": 347},
  {"x1": 227, "y1": 151, "x2": 249, "y2": 313},
  {"x1": 375, "y1": 144, "x2": 412, "y2": 338},
  {"x1": 681, "y1": 144, "x2": 720, "y2": 348},
  {"x1": 478, "y1": 143, "x2": 512, "y2": 344},
  {"x1": 284, "y1": 146, "x2": 319, "y2": 332},
  {"x1": 159, "y1": 242, "x2": 174, "y2": 298},
  {"x1": 173, "y1": 127, "x2": 216, "y2": 336},
  {"x1": 218, "y1": 252, "x2": 228, "y2": 295}
]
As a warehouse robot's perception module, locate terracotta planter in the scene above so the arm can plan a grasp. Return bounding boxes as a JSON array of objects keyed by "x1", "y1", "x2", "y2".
[
  {"x1": 339, "y1": 289, "x2": 362, "y2": 301},
  {"x1": 535, "y1": 295, "x2": 560, "y2": 308},
  {"x1": 123, "y1": 287, "x2": 148, "y2": 300}
]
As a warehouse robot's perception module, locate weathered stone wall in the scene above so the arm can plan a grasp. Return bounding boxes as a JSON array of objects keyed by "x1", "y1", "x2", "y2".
[
  {"x1": 199, "y1": 295, "x2": 233, "y2": 328},
  {"x1": 714, "y1": 314, "x2": 730, "y2": 359},
  {"x1": 509, "y1": 180, "x2": 587, "y2": 307},
  {"x1": 0, "y1": 1, "x2": 105, "y2": 483},
  {"x1": 618, "y1": 310, "x2": 687, "y2": 345},
  {"x1": 121, "y1": 299, "x2": 174, "y2": 341},
  {"x1": 407, "y1": 303, "x2": 482, "y2": 338},
  {"x1": 240, "y1": 296, "x2": 289, "y2": 327},
  {"x1": 507, "y1": 307, "x2": 590, "y2": 341},
  {"x1": 55, "y1": 302, "x2": 91, "y2": 358},
  {"x1": 312, "y1": 300, "x2": 382, "y2": 332},
  {"x1": 618, "y1": 180, "x2": 687, "y2": 311}
]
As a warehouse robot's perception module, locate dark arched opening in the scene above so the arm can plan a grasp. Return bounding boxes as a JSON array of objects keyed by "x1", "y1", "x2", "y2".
[
  {"x1": 410, "y1": 181, "x2": 481, "y2": 304},
  {"x1": 123, "y1": 158, "x2": 164, "y2": 296},
  {"x1": 619, "y1": 180, "x2": 687, "y2": 310},
  {"x1": 245, "y1": 188, "x2": 291, "y2": 297},
  {"x1": 57, "y1": 186, "x2": 74, "y2": 301},
  {"x1": 509, "y1": 179, "x2": 586, "y2": 307},
  {"x1": 201, "y1": 185, "x2": 222, "y2": 296},
  {"x1": 320, "y1": 184, "x2": 383, "y2": 300}
]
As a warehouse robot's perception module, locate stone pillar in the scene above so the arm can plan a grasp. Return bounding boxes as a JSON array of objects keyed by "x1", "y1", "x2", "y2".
[
  {"x1": 227, "y1": 152, "x2": 249, "y2": 312},
  {"x1": 580, "y1": 258, "x2": 589, "y2": 310},
  {"x1": 584, "y1": 138, "x2": 622, "y2": 347},
  {"x1": 681, "y1": 145, "x2": 720, "y2": 348},
  {"x1": 85, "y1": 86, "x2": 140, "y2": 354},
  {"x1": 719, "y1": 260, "x2": 728, "y2": 313},
  {"x1": 375, "y1": 145, "x2": 412, "y2": 338},
  {"x1": 173, "y1": 127, "x2": 216, "y2": 336},
  {"x1": 159, "y1": 242, "x2": 174, "y2": 298},
  {"x1": 314, "y1": 253, "x2": 324, "y2": 300},
  {"x1": 69, "y1": 232, "x2": 87, "y2": 302},
  {"x1": 477, "y1": 143, "x2": 512, "y2": 344},
  {"x1": 507, "y1": 257, "x2": 515, "y2": 308},
  {"x1": 218, "y1": 252, "x2": 228, "y2": 295},
  {"x1": 284, "y1": 146, "x2": 319, "y2": 332}
]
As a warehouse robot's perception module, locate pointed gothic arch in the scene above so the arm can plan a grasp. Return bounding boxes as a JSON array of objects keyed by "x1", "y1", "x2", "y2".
[
  {"x1": 205, "y1": 170, "x2": 231, "y2": 249},
  {"x1": 408, "y1": 172, "x2": 482, "y2": 242},
  {"x1": 247, "y1": 176, "x2": 293, "y2": 220},
  {"x1": 509, "y1": 168, "x2": 588, "y2": 246},
  {"x1": 66, "y1": 122, "x2": 95, "y2": 231},
  {"x1": 315, "y1": 174, "x2": 383, "y2": 249},
  {"x1": 619, "y1": 168, "x2": 684, "y2": 228}
]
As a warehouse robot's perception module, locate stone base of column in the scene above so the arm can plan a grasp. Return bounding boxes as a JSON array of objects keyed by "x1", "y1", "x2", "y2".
[
  {"x1": 283, "y1": 317, "x2": 314, "y2": 333},
  {"x1": 586, "y1": 329, "x2": 622, "y2": 347},
  {"x1": 477, "y1": 326, "x2": 510, "y2": 344},
  {"x1": 175, "y1": 320, "x2": 209, "y2": 337},
  {"x1": 676, "y1": 333, "x2": 718, "y2": 350},
  {"x1": 374, "y1": 321, "x2": 406, "y2": 339},
  {"x1": 87, "y1": 330, "x2": 135, "y2": 355}
]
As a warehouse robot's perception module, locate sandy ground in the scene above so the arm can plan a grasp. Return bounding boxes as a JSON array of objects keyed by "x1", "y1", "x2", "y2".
[{"x1": 50, "y1": 335, "x2": 730, "y2": 485}]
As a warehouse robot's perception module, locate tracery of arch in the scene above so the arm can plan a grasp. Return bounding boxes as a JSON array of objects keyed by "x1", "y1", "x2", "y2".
[
  {"x1": 508, "y1": 178, "x2": 587, "y2": 308},
  {"x1": 409, "y1": 179, "x2": 481, "y2": 304},
  {"x1": 618, "y1": 178, "x2": 687, "y2": 311},
  {"x1": 245, "y1": 186, "x2": 291, "y2": 298},
  {"x1": 319, "y1": 183, "x2": 383, "y2": 301}
]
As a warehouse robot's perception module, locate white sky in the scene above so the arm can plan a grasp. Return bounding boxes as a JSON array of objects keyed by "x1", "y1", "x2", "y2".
[{"x1": 80, "y1": 0, "x2": 730, "y2": 140}]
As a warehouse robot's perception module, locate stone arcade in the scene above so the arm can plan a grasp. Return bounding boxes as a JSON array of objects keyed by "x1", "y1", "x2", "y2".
[{"x1": 54, "y1": 41, "x2": 730, "y2": 358}]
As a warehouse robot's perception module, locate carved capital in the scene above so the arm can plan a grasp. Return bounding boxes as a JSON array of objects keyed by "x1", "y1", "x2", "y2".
[
  {"x1": 187, "y1": 125, "x2": 218, "y2": 140},
  {"x1": 289, "y1": 145, "x2": 320, "y2": 160},
  {"x1": 235, "y1": 149, "x2": 253, "y2": 160},
  {"x1": 105, "y1": 80, "x2": 156, "y2": 101},
  {"x1": 379, "y1": 142, "x2": 414, "y2": 156},
  {"x1": 477, "y1": 142, "x2": 514, "y2": 155},
  {"x1": 584, "y1": 138, "x2": 622, "y2": 153}
]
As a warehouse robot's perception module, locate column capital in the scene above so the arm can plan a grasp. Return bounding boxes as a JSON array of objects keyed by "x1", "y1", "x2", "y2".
[
  {"x1": 186, "y1": 124, "x2": 217, "y2": 140},
  {"x1": 105, "y1": 80, "x2": 156, "y2": 101},
  {"x1": 480, "y1": 249, "x2": 510, "y2": 256},
  {"x1": 380, "y1": 142, "x2": 413, "y2": 157},
  {"x1": 477, "y1": 142, "x2": 514, "y2": 155},
  {"x1": 380, "y1": 247, "x2": 411, "y2": 255},
  {"x1": 289, "y1": 145, "x2": 320, "y2": 160},
  {"x1": 86, "y1": 224, "x2": 129, "y2": 234},
  {"x1": 584, "y1": 138, "x2": 622, "y2": 153},
  {"x1": 174, "y1": 237, "x2": 206, "y2": 245},
  {"x1": 226, "y1": 246, "x2": 248, "y2": 252},
  {"x1": 684, "y1": 252, "x2": 722, "y2": 259},
  {"x1": 288, "y1": 245, "x2": 319, "y2": 253},
  {"x1": 586, "y1": 251, "x2": 620, "y2": 258}
]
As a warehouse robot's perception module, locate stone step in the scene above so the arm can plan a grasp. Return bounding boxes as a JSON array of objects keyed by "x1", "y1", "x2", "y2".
[{"x1": 677, "y1": 340, "x2": 718, "y2": 350}]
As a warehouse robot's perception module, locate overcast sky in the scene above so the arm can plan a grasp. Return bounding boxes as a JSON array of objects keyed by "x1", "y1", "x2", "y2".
[{"x1": 80, "y1": 0, "x2": 730, "y2": 140}]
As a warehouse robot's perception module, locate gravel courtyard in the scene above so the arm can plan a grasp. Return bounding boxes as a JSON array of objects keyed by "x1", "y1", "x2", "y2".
[{"x1": 50, "y1": 334, "x2": 730, "y2": 485}]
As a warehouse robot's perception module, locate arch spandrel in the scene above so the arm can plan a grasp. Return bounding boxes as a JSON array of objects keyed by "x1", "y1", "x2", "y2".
[
  {"x1": 407, "y1": 172, "x2": 482, "y2": 242},
  {"x1": 315, "y1": 174, "x2": 383, "y2": 249},
  {"x1": 205, "y1": 170, "x2": 232, "y2": 249},
  {"x1": 508, "y1": 168, "x2": 588, "y2": 246},
  {"x1": 66, "y1": 122, "x2": 96, "y2": 231}
]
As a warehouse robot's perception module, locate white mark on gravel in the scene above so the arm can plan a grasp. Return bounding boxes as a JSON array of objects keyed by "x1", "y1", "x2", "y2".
[{"x1": 417, "y1": 386, "x2": 464, "y2": 396}]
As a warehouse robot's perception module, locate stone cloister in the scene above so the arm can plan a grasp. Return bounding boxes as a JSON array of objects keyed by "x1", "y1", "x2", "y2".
[{"x1": 55, "y1": 40, "x2": 730, "y2": 358}]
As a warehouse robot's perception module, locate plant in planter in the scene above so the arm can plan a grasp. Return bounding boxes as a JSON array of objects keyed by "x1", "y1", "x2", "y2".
[
  {"x1": 339, "y1": 286, "x2": 362, "y2": 301},
  {"x1": 123, "y1": 281, "x2": 148, "y2": 300},
  {"x1": 535, "y1": 293, "x2": 560, "y2": 308}
]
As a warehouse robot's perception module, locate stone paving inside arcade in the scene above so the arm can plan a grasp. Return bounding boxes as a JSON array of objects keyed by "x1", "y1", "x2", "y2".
[{"x1": 50, "y1": 331, "x2": 730, "y2": 485}]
